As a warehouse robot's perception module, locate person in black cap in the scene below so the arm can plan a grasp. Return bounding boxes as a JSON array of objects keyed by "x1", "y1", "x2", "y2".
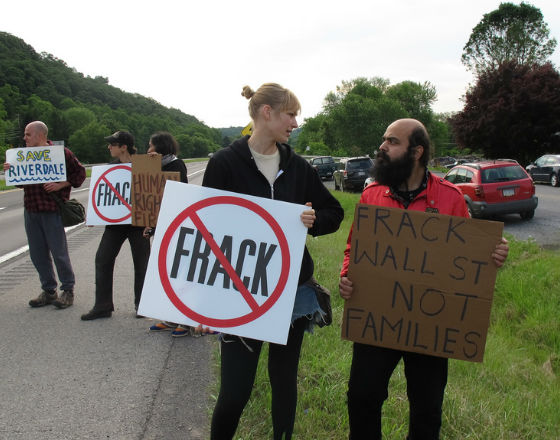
[{"x1": 81, "y1": 131, "x2": 151, "y2": 320}]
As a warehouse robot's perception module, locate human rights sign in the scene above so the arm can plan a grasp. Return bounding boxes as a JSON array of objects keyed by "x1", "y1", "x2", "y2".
[
  {"x1": 130, "y1": 155, "x2": 180, "y2": 227},
  {"x1": 5, "y1": 145, "x2": 66, "y2": 185},
  {"x1": 341, "y1": 204, "x2": 503, "y2": 363},
  {"x1": 86, "y1": 164, "x2": 132, "y2": 225},
  {"x1": 138, "y1": 181, "x2": 308, "y2": 345}
]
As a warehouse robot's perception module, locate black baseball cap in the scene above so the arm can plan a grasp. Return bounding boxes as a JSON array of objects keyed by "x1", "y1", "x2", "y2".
[{"x1": 104, "y1": 131, "x2": 134, "y2": 147}]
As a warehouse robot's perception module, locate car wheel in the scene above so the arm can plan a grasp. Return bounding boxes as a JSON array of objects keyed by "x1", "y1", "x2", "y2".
[
  {"x1": 520, "y1": 210, "x2": 535, "y2": 220},
  {"x1": 551, "y1": 173, "x2": 559, "y2": 187},
  {"x1": 467, "y1": 203, "x2": 475, "y2": 219}
]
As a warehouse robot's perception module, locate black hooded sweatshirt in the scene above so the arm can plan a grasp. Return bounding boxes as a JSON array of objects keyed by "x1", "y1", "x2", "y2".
[{"x1": 202, "y1": 135, "x2": 344, "y2": 286}]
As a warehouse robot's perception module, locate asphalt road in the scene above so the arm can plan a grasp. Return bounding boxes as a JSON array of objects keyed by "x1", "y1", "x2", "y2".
[{"x1": 0, "y1": 161, "x2": 212, "y2": 440}]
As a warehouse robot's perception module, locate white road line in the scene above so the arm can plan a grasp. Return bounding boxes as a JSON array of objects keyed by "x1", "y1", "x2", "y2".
[
  {"x1": 0, "y1": 207, "x2": 5, "y2": 211},
  {"x1": 187, "y1": 169, "x2": 205, "y2": 178},
  {"x1": 0, "y1": 223, "x2": 84, "y2": 265}
]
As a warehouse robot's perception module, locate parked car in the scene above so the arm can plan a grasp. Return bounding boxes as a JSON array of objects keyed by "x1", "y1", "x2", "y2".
[
  {"x1": 444, "y1": 160, "x2": 538, "y2": 219},
  {"x1": 444, "y1": 158, "x2": 470, "y2": 169},
  {"x1": 309, "y1": 156, "x2": 336, "y2": 180},
  {"x1": 526, "y1": 154, "x2": 560, "y2": 187},
  {"x1": 333, "y1": 156, "x2": 374, "y2": 192},
  {"x1": 363, "y1": 176, "x2": 375, "y2": 189}
]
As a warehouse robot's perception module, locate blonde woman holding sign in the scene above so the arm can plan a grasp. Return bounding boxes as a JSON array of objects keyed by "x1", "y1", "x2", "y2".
[{"x1": 202, "y1": 83, "x2": 344, "y2": 440}]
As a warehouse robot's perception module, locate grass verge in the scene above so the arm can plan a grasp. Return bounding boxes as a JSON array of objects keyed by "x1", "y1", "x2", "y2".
[{"x1": 211, "y1": 191, "x2": 560, "y2": 439}]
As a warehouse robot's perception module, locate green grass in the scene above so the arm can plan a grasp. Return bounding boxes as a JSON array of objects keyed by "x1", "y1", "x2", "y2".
[
  {"x1": 0, "y1": 179, "x2": 15, "y2": 191},
  {"x1": 211, "y1": 191, "x2": 560, "y2": 439}
]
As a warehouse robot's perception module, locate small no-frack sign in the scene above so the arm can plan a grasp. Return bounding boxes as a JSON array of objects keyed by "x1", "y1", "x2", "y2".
[
  {"x1": 86, "y1": 164, "x2": 132, "y2": 225},
  {"x1": 138, "y1": 181, "x2": 308, "y2": 345}
]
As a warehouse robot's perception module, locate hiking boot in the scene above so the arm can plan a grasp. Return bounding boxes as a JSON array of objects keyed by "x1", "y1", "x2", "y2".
[
  {"x1": 29, "y1": 290, "x2": 57, "y2": 307},
  {"x1": 53, "y1": 290, "x2": 74, "y2": 309}
]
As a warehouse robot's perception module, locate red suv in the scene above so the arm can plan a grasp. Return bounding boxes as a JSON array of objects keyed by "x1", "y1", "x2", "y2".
[{"x1": 444, "y1": 160, "x2": 538, "y2": 220}]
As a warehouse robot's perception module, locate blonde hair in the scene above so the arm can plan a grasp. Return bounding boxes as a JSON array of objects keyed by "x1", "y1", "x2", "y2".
[{"x1": 242, "y1": 83, "x2": 301, "y2": 120}]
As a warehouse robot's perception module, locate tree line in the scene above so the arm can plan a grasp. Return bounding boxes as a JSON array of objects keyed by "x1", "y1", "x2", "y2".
[
  {"x1": 3, "y1": 2, "x2": 559, "y2": 167},
  {"x1": 0, "y1": 31, "x2": 222, "y2": 164}
]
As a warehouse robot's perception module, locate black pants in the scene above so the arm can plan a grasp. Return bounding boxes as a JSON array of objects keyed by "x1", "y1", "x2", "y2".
[
  {"x1": 347, "y1": 343, "x2": 448, "y2": 440},
  {"x1": 210, "y1": 318, "x2": 307, "y2": 440},
  {"x1": 93, "y1": 225, "x2": 150, "y2": 311}
]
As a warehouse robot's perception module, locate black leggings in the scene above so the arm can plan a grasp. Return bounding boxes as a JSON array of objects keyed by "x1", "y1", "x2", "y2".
[{"x1": 210, "y1": 318, "x2": 307, "y2": 440}]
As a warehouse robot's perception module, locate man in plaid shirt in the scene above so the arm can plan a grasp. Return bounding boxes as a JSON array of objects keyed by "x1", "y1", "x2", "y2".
[{"x1": 3, "y1": 121, "x2": 86, "y2": 308}]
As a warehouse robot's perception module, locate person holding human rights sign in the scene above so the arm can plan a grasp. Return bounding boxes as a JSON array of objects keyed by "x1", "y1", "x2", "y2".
[
  {"x1": 81, "y1": 131, "x2": 150, "y2": 320},
  {"x1": 202, "y1": 83, "x2": 344, "y2": 439},
  {"x1": 143, "y1": 131, "x2": 195, "y2": 337},
  {"x1": 339, "y1": 118, "x2": 509, "y2": 440}
]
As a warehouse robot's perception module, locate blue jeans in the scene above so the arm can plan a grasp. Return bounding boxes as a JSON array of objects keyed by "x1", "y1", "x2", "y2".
[
  {"x1": 24, "y1": 209, "x2": 75, "y2": 292},
  {"x1": 347, "y1": 344, "x2": 448, "y2": 440}
]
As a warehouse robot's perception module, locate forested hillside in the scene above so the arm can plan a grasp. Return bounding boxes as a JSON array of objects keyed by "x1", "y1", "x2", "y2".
[{"x1": 0, "y1": 32, "x2": 221, "y2": 163}]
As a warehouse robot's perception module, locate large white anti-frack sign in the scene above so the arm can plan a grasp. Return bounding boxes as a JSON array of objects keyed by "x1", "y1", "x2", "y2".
[
  {"x1": 138, "y1": 181, "x2": 308, "y2": 345},
  {"x1": 5, "y1": 145, "x2": 66, "y2": 185},
  {"x1": 86, "y1": 164, "x2": 132, "y2": 225}
]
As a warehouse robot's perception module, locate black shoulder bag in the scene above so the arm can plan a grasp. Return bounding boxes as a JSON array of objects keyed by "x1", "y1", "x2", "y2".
[
  {"x1": 306, "y1": 276, "x2": 333, "y2": 327},
  {"x1": 50, "y1": 192, "x2": 86, "y2": 227}
]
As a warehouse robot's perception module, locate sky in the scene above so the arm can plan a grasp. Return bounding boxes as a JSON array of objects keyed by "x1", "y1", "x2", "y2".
[{"x1": 2, "y1": 0, "x2": 560, "y2": 129}]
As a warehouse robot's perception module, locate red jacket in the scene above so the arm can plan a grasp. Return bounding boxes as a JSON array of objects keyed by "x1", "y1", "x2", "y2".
[{"x1": 340, "y1": 172, "x2": 468, "y2": 277}]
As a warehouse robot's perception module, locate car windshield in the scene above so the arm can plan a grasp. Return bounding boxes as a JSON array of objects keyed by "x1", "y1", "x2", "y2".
[
  {"x1": 347, "y1": 160, "x2": 372, "y2": 171},
  {"x1": 481, "y1": 165, "x2": 527, "y2": 183}
]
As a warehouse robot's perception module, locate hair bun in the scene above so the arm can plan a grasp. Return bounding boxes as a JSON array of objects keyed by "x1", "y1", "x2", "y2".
[{"x1": 241, "y1": 85, "x2": 255, "y2": 100}]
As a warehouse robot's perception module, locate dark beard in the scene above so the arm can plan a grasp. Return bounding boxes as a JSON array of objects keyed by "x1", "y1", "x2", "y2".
[{"x1": 373, "y1": 149, "x2": 415, "y2": 189}]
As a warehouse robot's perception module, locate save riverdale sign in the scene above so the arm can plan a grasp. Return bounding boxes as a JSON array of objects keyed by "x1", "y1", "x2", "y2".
[
  {"x1": 138, "y1": 181, "x2": 308, "y2": 345},
  {"x1": 341, "y1": 204, "x2": 503, "y2": 363}
]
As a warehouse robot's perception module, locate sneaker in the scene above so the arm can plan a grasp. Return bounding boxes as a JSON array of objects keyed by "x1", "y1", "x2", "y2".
[
  {"x1": 149, "y1": 322, "x2": 174, "y2": 332},
  {"x1": 171, "y1": 326, "x2": 191, "y2": 337},
  {"x1": 29, "y1": 290, "x2": 57, "y2": 307},
  {"x1": 81, "y1": 309, "x2": 112, "y2": 320},
  {"x1": 53, "y1": 290, "x2": 74, "y2": 309}
]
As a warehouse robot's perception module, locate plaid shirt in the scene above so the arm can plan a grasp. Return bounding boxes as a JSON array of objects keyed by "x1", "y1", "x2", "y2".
[{"x1": 23, "y1": 147, "x2": 86, "y2": 212}]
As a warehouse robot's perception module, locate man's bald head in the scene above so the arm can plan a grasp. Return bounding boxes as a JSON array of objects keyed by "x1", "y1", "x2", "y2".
[
  {"x1": 387, "y1": 118, "x2": 431, "y2": 167},
  {"x1": 24, "y1": 121, "x2": 48, "y2": 147}
]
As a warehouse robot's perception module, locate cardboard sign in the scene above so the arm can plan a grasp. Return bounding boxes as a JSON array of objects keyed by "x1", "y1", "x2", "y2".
[
  {"x1": 5, "y1": 145, "x2": 66, "y2": 185},
  {"x1": 86, "y1": 164, "x2": 132, "y2": 225},
  {"x1": 130, "y1": 155, "x2": 181, "y2": 227},
  {"x1": 342, "y1": 204, "x2": 503, "y2": 362},
  {"x1": 138, "y1": 181, "x2": 308, "y2": 345}
]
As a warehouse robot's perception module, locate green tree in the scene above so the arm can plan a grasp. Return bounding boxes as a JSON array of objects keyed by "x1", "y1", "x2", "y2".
[
  {"x1": 69, "y1": 121, "x2": 110, "y2": 164},
  {"x1": 62, "y1": 107, "x2": 97, "y2": 137},
  {"x1": 297, "y1": 78, "x2": 442, "y2": 157},
  {"x1": 462, "y1": 2, "x2": 557, "y2": 74}
]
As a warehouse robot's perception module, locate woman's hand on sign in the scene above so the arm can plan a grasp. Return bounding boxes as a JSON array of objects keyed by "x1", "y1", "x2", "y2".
[
  {"x1": 301, "y1": 202, "x2": 316, "y2": 229},
  {"x1": 339, "y1": 276, "x2": 353, "y2": 300},
  {"x1": 3, "y1": 162, "x2": 10, "y2": 171},
  {"x1": 492, "y1": 237, "x2": 509, "y2": 268}
]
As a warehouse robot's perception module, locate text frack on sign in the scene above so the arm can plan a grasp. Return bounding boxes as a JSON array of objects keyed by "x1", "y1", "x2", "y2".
[{"x1": 342, "y1": 204, "x2": 503, "y2": 363}]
